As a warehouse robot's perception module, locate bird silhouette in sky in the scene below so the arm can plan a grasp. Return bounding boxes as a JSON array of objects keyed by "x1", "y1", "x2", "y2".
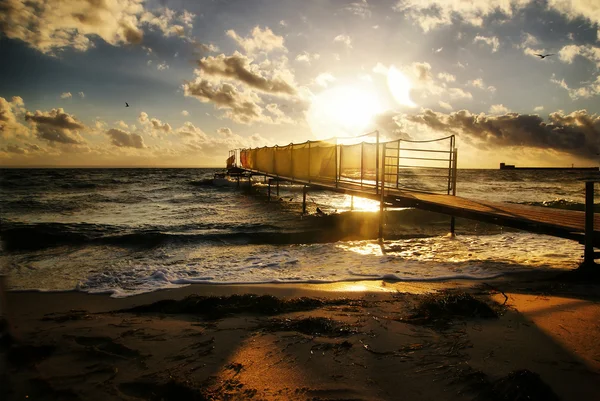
[
  {"x1": 535, "y1": 54, "x2": 554, "y2": 59},
  {"x1": 125, "y1": 102, "x2": 129, "y2": 107}
]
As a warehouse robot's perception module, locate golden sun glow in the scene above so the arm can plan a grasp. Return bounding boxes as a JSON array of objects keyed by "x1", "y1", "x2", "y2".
[
  {"x1": 307, "y1": 84, "x2": 385, "y2": 139},
  {"x1": 387, "y1": 66, "x2": 416, "y2": 108}
]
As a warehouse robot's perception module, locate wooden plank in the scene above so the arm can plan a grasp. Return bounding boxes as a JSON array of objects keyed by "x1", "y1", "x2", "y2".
[{"x1": 239, "y1": 167, "x2": 599, "y2": 243}]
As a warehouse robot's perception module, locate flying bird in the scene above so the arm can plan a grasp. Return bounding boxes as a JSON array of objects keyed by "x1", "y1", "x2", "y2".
[
  {"x1": 535, "y1": 54, "x2": 554, "y2": 59},
  {"x1": 125, "y1": 102, "x2": 129, "y2": 107}
]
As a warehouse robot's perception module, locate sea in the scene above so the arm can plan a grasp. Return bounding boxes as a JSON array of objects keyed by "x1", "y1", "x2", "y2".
[{"x1": 1, "y1": 168, "x2": 598, "y2": 297}]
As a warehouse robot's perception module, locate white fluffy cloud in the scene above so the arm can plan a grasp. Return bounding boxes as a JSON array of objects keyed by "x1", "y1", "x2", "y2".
[
  {"x1": 559, "y1": 44, "x2": 600, "y2": 68},
  {"x1": 474, "y1": 35, "x2": 500, "y2": 52},
  {"x1": 60, "y1": 92, "x2": 72, "y2": 99},
  {"x1": 295, "y1": 51, "x2": 320, "y2": 64},
  {"x1": 394, "y1": 0, "x2": 600, "y2": 35},
  {"x1": 315, "y1": 72, "x2": 336, "y2": 87},
  {"x1": 226, "y1": 26, "x2": 287, "y2": 55},
  {"x1": 489, "y1": 104, "x2": 511, "y2": 114},
  {"x1": 333, "y1": 34, "x2": 352, "y2": 48},
  {"x1": 0, "y1": 96, "x2": 29, "y2": 138},
  {"x1": 551, "y1": 76, "x2": 600, "y2": 99}
]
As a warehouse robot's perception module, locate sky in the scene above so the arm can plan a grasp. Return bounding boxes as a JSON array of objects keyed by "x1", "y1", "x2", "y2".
[{"x1": 1, "y1": 0, "x2": 600, "y2": 168}]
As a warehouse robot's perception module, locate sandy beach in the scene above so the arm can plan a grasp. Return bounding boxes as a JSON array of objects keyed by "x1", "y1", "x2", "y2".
[{"x1": 2, "y1": 271, "x2": 600, "y2": 401}]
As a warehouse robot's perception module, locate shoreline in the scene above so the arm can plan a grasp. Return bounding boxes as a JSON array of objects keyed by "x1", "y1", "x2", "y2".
[{"x1": 3, "y1": 272, "x2": 600, "y2": 400}]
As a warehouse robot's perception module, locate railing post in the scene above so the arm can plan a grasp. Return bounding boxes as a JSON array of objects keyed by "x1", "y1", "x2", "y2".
[
  {"x1": 375, "y1": 130, "x2": 380, "y2": 195},
  {"x1": 360, "y1": 142, "x2": 364, "y2": 188},
  {"x1": 396, "y1": 140, "x2": 401, "y2": 188},
  {"x1": 450, "y1": 147, "x2": 458, "y2": 236},
  {"x1": 379, "y1": 143, "x2": 386, "y2": 240},
  {"x1": 308, "y1": 141, "x2": 311, "y2": 183},
  {"x1": 335, "y1": 138, "x2": 339, "y2": 188},
  {"x1": 584, "y1": 181, "x2": 595, "y2": 267}
]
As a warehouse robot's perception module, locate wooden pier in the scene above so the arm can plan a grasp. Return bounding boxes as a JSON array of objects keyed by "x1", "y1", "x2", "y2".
[{"x1": 230, "y1": 132, "x2": 600, "y2": 267}]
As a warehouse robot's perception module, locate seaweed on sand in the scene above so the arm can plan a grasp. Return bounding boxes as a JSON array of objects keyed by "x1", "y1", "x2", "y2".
[
  {"x1": 263, "y1": 317, "x2": 358, "y2": 337},
  {"x1": 118, "y1": 294, "x2": 357, "y2": 320},
  {"x1": 406, "y1": 291, "x2": 498, "y2": 327},
  {"x1": 473, "y1": 369, "x2": 560, "y2": 401}
]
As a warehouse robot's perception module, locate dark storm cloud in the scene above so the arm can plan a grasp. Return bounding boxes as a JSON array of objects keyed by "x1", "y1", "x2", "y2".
[
  {"x1": 197, "y1": 52, "x2": 297, "y2": 95},
  {"x1": 406, "y1": 109, "x2": 600, "y2": 159},
  {"x1": 106, "y1": 128, "x2": 145, "y2": 148}
]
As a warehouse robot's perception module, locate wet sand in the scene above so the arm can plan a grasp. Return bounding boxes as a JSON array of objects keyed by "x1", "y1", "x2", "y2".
[{"x1": 2, "y1": 273, "x2": 600, "y2": 400}]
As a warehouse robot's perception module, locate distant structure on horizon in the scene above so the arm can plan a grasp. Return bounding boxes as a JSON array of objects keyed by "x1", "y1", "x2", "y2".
[{"x1": 499, "y1": 162, "x2": 598, "y2": 171}]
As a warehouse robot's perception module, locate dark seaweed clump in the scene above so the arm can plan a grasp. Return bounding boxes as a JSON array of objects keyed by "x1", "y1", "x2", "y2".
[
  {"x1": 120, "y1": 380, "x2": 208, "y2": 401},
  {"x1": 264, "y1": 317, "x2": 357, "y2": 337},
  {"x1": 119, "y1": 294, "x2": 353, "y2": 320},
  {"x1": 474, "y1": 369, "x2": 560, "y2": 401},
  {"x1": 407, "y1": 291, "x2": 498, "y2": 326}
]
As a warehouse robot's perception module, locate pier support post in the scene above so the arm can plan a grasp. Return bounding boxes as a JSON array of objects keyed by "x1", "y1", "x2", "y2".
[
  {"x1": 267, "y1": 180, "x2": 271, "y2": 202},
  {"x1": 583, "y1": 181, "x2": 595, "y2": 267},
  {"x1": 276, "y1": 180, "x2": 279, "y2": 197},
  {"x1": 303, "y1": 185, "x2": 307, "y2": 214},
  {"x1": 237, "y1": 175, "x2": 240, "y2": 188},
  {"x1": 350, "y1": 195, "x2": 354, "y2": 211}
]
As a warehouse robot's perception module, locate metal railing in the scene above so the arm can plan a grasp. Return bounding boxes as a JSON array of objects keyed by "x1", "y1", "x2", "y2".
[{"x1": 234, "y1": 131, "x2": 457, "y2": 198}]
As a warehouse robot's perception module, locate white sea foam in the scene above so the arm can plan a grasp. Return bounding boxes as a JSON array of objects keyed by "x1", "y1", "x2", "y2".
[{"x1": 71, "y1": 233, "x2": 579, "y2": 297}]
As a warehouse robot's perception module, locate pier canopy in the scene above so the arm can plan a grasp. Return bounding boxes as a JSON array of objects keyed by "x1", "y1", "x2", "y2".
[{"x1": 238, "y1": 131, "x2": 457, "y2": 195}]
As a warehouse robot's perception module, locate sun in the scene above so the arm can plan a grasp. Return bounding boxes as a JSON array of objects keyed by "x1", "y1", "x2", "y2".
[{"x1": 307, "y1": 84, "x2": 385, "y2": 139}]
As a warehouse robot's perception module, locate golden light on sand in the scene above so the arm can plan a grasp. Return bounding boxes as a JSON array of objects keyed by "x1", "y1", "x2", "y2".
[
  {"x1": 307, "y1": 84, "x2": 384, "y2": 139},
  {"x1": 387, "y1": 66, "x2": 416, "y2": 108}
]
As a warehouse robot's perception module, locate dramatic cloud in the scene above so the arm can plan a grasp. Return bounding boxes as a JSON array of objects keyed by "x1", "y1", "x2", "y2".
[
  {"x1": 106, "y1": 128, "x2": 145, "y2": 148},
  {"x1": 534, "y1": 106, "x2": 544, "y2": 112},
  {"x1": 25, "y1": 108, "x2": 85, "y2": 145},
  {"x1": 333, "y1": 34, "x2": 352, "y2": 48},
  {"x1": 0, "y1": 1, "x2": 196, "y2": 54},
  {"x1": 226, "y1": 26, "x2": 286, "y2": 55},
  {"x1": 183, "y1": 80, "x2": 265, "y2": 124},
  {"x1": 196, "y1": 52, "x2": 297, "y2": 95},
  {"x1": 474, "y1": 35, "x2": 500, "y2": 52},
  {"x1": 405, "y1": 108, "x2": 600, "y2": 160},
  {"x1": 60, "y1": 92, "x2": 72, "y2": 99},
  {"x1": 181, "y1": 110, "x2": 189, "y2": 116}
]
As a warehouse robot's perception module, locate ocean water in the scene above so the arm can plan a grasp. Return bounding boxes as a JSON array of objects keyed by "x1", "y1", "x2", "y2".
[{"x1": 1, "y1": 168, "x2": 598, "y2": 297}]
